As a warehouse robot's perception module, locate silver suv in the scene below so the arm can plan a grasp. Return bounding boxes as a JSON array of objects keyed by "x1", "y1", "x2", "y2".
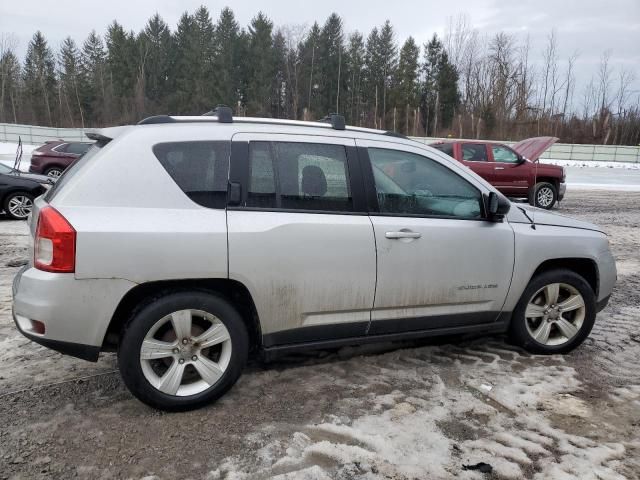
[{"x1": 12, "y1": 110, "x2": 616, "y2": 410}]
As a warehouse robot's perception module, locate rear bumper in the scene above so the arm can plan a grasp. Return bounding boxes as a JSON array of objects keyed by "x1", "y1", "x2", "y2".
[{"x1": 12, "y1": 266, "x2": 135, "y2": 361}]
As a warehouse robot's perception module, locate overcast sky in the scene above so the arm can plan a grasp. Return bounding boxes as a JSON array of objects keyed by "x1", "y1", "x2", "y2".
[{"x1": 2, "y1": 0, "x2": 639, "y2": 104}]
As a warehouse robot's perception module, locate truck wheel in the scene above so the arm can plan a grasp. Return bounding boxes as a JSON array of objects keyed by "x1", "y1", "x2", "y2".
[
  {"x1": 118, "y1": 291, "x2": 249, "y2": 411},
  {"x1": 508, "y1": 269, "x2": 596, "y2": 354},
  {"x1": 530, "y1": 182, "x2": 557, "y2": 209}
]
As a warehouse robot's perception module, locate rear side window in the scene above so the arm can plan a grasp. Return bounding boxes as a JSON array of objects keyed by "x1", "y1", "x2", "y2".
[
  {"x1": 246, "y1": 141, "x2": 352, "y2": 212},
  {"x1": 432, "y1": 143, "x2": 454, "y2": 157},
  {"x1": 153, "y1": 141, "x2": 230, "y2": 209},
  {"x1": 462, "y1": 144, "x2": 488, "y2": 162},
  {"x1": 66, "y1": 143, "x2": 92, "y2": 155}
]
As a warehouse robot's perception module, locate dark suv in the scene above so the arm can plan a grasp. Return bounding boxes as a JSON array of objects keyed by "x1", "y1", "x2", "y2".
[{"x1": 29, "y1": 141, "x2": 93, "y2": 178}]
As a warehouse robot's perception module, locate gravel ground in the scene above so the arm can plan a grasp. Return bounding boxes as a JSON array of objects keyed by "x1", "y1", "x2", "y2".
[{"x1": 0, "y1": 190, "x2": 639, "y2": 480}]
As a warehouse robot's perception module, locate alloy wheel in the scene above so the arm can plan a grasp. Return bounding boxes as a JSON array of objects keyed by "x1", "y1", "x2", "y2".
[
  {"x1": 7, "y1": 195, "x2": 33, "y2": 219},
  {"x1": 525, "y1": 282, "x2": 586, "y2": 346},
  {"x1": 537, "y1": 187, "x2": 554, "y2": 208},
  {"x1": 140, "y1": 309, "x2": 232, "y2": 397},
  {"x1": 46, "y1": 169, "x2": 62, "y2": 179}
]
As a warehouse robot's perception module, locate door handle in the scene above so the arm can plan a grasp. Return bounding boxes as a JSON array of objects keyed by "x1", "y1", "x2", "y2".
[
  {"x1": 494, "y1": 166, "x2": 505, "y2": 170},
  {"x1": 385, "y1": 231, "x2": 422, "y2": 239}
]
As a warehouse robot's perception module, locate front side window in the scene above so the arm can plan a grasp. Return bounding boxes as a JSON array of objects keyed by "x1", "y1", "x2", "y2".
[
  {"x1": 153, "y1": 141, "x2": 230, "y2": 209},
  {"x1": 247, "y1": 141, "x2": 353, "y2": 212},
  {"x1": 462, "y1": 143, "x2": 488, "y2": 162},
  {"x1": 368, "y1": 148, "x2": 482, "y2": 219},
  {"x1": 492, "y1": 145, "x2": 520, "y2": 163}
]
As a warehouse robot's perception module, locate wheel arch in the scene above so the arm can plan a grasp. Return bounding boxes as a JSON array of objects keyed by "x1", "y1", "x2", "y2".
[
  {"x1": 530, "y1": 258, "x2": 599, "y2": 297},
  {"x1": 535, "y1": 177, "x2": 560, "y2": 191},
  {"x1": 43, "y1": 164, "x2": 66, "y2": 173},
  {"x1": 103, "y1": 278, "x2": 262, "y2": 354}
]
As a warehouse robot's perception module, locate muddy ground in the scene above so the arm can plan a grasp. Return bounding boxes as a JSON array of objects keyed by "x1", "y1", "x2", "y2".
[{"x1": 0, "y1": 190, "x2": 638, "y2": 480}]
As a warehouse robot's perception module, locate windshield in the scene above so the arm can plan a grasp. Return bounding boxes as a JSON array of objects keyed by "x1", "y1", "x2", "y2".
[{"x1": 0, "y1": 163, "x2": 16, "y2": 174}]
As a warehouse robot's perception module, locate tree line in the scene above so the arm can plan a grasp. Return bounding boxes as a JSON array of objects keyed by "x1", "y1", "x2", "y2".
[{"x1": 0, "y1": 8, "x2": 638, "y2": 145}]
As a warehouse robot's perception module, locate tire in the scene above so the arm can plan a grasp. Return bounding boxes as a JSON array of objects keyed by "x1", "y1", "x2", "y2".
[
  {"x1": 118, "y1": 290, "x2": 249, "y2": 411},
  {"x1": 529, "y1": 182, "x2": 557, "y2": 209},
  {"x1": 3, "y1": 191, "x2": 35, "y2": 220},
  {"x1": 509, "y1": 269, "x2": 596, "y2": 354},
  {"x1": 44, "y1": 167, "x2": 63, "y2": 179}
]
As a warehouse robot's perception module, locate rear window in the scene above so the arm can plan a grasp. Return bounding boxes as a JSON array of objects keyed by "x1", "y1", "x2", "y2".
[{"x1": 152, "y1": 141, "x2": 230, "y2": 209}]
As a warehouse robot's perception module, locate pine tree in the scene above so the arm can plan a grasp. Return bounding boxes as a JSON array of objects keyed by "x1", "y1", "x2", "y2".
[
  {"x1": 23, "y1": 31, "x2": 57, "y2": 125},
  {"x1": 317, "y1": 13, "x2": 345, "y2": 116},
  {"x1": 421, "y1": 34, "x2": 459, "y2": 135},
  {"x1": 172, "y1": 12, "x2": 199, "y2": 113},
  {"x1": 58, "y1": 37, "x2": 87, "y2": 127},
  {"x1": 298, "y1": 22, "x2": 321, "y2": 119},
  {"x1": 272, "y1": 30, "x2": 288, "y2": 118},
  {"x1": 82, "y1": 30, "x2": 108, "y2": 124},
  {"x1": 378, "y1": 21, "x2": 398, "y2": 129},
  {"x1": 364, "y1": 27, "x2": 381, "y2": 127},
  {"x1": 345, "y1": 32, "x2": 365, "y2": 125},
  {"x1": 393, "y1": 37, "x2": 420, "y2": 134},
  {"x1": 245, "y1": 12, "x2": 275, "y2": 116},
  {"x1": 138, "y1": 13, "x2": 172, "y2": 112},
  {"x1": 0, "y1": 50, "x2": 21, "y2": 123},
  {"x1": 213, "y1": 7, "x2": 240, "y2": 110},
  {"x1": 106, "y1": 21, "x2": 137, "y2": 122}
]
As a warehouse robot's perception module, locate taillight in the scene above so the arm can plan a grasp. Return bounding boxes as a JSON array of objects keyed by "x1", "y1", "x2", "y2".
[{"x1": 34, "y1": 206, "x2": 76, "y2": 273}]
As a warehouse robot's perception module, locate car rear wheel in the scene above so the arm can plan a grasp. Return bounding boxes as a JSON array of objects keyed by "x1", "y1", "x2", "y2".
[
  {"x1": 118, "y1": 291, "x2": 249, "y2": 411},
  {"x1": 45, "y1": 167, "x2": 63, "y2": 178},
  {"x1": 3, "y1": 191, "x2": 34, "y2": 220},
  {"x1": 509, "y1": 269, "x2": 596, "y2": 354},
  {"x1": 530, "y1": 182, "x2": 557, "y2": 209}
]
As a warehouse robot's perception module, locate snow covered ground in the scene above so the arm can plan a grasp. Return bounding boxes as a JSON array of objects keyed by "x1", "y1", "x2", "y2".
[
  {"x1": 0, "y1": 141, "x2": 36, "y2": 171},
  {"x1": 0, "y1": 190, "x2": 639, "y2": 479}
]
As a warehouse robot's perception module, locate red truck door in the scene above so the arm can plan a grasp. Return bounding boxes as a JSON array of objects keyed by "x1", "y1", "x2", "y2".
[
  {"x1": 489, "y1": 144, "x2": 530, "y2": 195},
  {"x1": 458, "y1": 143, "x2": 494, "y2": 182}
]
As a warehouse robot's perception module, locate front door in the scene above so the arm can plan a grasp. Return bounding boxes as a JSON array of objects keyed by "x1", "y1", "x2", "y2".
[
  {"x1": 490, "y1": 144, "x2": 529, "y2": 195},
  {"x1": 227, "y1": 133, "x2": 377, "y2": 347},
  {"x1": 357, "y1": 139, "x2": 515, "y2": 335}
]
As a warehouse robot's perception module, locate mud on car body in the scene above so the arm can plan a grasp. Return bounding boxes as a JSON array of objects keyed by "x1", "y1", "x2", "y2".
[{"x1": 12, "y1": 109, "x2": 616, "y2": 410}]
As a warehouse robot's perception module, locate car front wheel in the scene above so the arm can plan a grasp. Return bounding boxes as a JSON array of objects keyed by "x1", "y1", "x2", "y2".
[
  {"x1": 530, "y1": 182, "x2": 557, "y2": 209},
  {"x1": 509, "y1": 269, "x2": 596, "y2": 354},
  {"x1": 118, "y1": 291, "x2": 249, "y2": 411}
]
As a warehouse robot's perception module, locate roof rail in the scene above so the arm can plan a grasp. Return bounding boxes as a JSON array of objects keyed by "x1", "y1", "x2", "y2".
[{"x1": 135, "y1": 112, "x2": 416, "y2": 142}]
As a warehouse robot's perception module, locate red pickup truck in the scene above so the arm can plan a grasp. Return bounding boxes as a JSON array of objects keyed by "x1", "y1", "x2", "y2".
[{"x1": 430, "y1": 137, "x2": 566, "y2": 209}]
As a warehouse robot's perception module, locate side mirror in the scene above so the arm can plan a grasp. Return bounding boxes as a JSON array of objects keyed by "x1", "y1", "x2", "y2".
[
  {"x1": 487, "y1": 192, "x2": 511, "y2": 221},
  {"x1": 517, "y1": 155, "x2": 527, "y2": 165}
]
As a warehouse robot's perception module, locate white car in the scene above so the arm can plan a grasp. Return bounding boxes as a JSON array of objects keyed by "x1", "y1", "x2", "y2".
[{"x1": 12, "y1": 109, "x2": 616, "y2": 410}]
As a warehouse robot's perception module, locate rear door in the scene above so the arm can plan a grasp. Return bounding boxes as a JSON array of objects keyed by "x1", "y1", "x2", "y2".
[
  {"x1": 357, "y1": 139, "x2": 514, "y2": 335},
  {"x1": 227, "y1": 133, "x2": 377, "y2": 347},
  {"x1": 460, "y1": 143, "x2": 495, "y2": 184}
]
